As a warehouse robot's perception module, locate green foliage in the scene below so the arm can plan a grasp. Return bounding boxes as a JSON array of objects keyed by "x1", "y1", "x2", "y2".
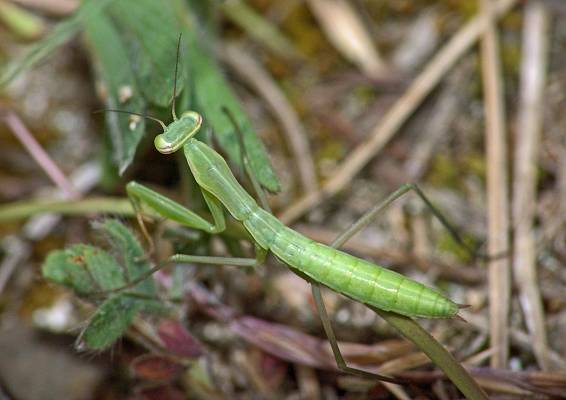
[
  {"x1": 106, "y1": 0, "x2": 184, "y2": 108},
  {"x1": 43, "y1": 244, "x2": 127, "y2": 296},
  {"x1": 93, "y1": 219, "x2": 157, "y2": 295},
  {"x1": 83, "y1": 0, "x2": 184, "y2": 173},
  {"x1": 42, "y1": 219, "x2": 162, "y2": 350},
  {"x1": 1, "y1": 0, "x2": 279, "y2": 190},
  {"x1": 81, "y1": 295, "x2": 142, "y2": 350},
  {"x1": 83, "y1": 11, "x2": 146, "y2": 174},
  {"x1": 183, "y1": 26, "x2": 280, "y2": 192}
]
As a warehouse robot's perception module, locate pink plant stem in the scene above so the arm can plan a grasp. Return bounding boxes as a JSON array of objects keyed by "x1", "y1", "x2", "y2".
[{"x1": 3, "y1": 110, "x2": 80, "y2": 200}]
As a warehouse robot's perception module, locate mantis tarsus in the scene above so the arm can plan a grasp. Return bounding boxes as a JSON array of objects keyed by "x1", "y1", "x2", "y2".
[{"x1": 102, "y1": 37, "x2": 475, "y2": 385}]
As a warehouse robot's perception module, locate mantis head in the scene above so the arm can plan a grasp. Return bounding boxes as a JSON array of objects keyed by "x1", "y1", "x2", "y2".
[
  {"x1": 154, "y1": 35, "x2": 204, "y2": 154},
  {"x1": 154, "y1": 110, "x2": 203, "y2": 154},
  {"x1": 95, "y1": 35, "x2": 203, "y2": 156}
]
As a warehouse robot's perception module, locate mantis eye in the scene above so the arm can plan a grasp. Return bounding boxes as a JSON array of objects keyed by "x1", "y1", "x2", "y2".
[{"x1": 180, "y1": 111, "x2": 203, "y2": 124}]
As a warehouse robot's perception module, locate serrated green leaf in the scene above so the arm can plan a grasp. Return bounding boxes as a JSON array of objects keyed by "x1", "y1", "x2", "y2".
[
  {"x1": 42, "y1": 244, "x2": 126, "y2": 296},
  {"x1": 108, "y1": 0, "x2": 184, "y2": 107},
  {"x1": 43, "y1": 246, "x2": 96, "y2": 296},
  {"x1": 43, "y1": 220, "x2": 165, "y2": 350},
  {"x1": 83, "y1": 10, "x2": 146, "y2": 175},
  {"x1": 92, "y1": 219, "x2": 156, "y2": 297},
  {"x1": 183, "y1": 28, "x2": 280, "y2": 192},
  {"x1": 0, "y1": 0, "x2": 113, "y2": 88},
  {"x1": 81, "y1": 294, "x2": 141, "y2": 350}
]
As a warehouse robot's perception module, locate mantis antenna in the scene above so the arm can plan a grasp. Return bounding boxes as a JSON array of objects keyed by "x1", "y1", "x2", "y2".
[
  {"x1": 95, "y1": 33, "x2": 184, "y2": 132},
  {"x1": 93, "y1": 109, "x2": 168, "y2": 131},
  {"x1": 170, "y1": 33, "x2": 182, "y2": 121}
]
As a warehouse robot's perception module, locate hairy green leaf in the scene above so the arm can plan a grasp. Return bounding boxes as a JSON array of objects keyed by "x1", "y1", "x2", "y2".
[
  {"x1": 93, "y1": 219, "x2": 156, "y2": 297},
  {"x1": 81, "y1": 294, "x2": 142, "y2": 350},
  {"x1": 42, "y1": 244, "x2": 126, "y2": 296},
  {"x1": 42, "y1": 219, "x2": 164, "y2": 350},
  {"x1": 84, "y1": 11, "x2": 146, "y2": 174}
]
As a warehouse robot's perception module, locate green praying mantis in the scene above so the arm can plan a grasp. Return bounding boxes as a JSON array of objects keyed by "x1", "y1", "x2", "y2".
[{"x1": 93, "y1": 38, "x2": 480, "y2": 385}]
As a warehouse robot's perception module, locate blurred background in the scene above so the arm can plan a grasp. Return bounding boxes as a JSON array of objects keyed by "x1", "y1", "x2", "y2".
[{"x1": 0, "y1": 0, "x2": 565, "y2": 398}]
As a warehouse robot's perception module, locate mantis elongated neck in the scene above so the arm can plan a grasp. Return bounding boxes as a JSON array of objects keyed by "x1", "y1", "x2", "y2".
[{"x1": 183, "y1": 139, "x2": 257, "y2": 221}]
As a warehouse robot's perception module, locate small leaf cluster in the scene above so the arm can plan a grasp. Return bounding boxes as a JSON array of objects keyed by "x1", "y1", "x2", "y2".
[{"x1": 42, "y1": 219, "x2": 163, "y2": 350}]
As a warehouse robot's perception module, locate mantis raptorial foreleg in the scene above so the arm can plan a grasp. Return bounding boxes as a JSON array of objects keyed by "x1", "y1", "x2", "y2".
[
  {"x1": 95, "y1": 182, "x2": 267, "y2": 297},
  {"x1": 126, "y1": 181, "x2": 227, "y2": 254}
]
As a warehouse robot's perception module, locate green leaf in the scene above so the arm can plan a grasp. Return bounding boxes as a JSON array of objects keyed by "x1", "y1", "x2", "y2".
[
  {"x1": 83, "y1": 10, "x2": 146, "y2": 175},
  {"x1": 183, "y1": 28, "x2": 280, "y2": 192},
  {"x1": 108, "y1": 0, "x2": 184, "y2": 107},
  {"x1": 84, "y1": 0, "x2": 187, "y2": 173},
  {"x1": 92, "y1": 219, "x2": 156, "y2": 297},
  {"x1": 42, "y1": 244, "x2": 126, "y2": 296},
  {"x1": 41, "y1": 219, "x2": 159, "y2": 299},
  {"x1": 0, "y1": 0, "x2": 113, "y2": 88},
  {"x1": 81, "y1": 294, "x2": 142, "y2": 350},
  {"x1": 0, "y1": 1, "x2": 45, "y2": 40},
  {"x1": 42, "y1": 219, "x2": 165, "y2": 350}
]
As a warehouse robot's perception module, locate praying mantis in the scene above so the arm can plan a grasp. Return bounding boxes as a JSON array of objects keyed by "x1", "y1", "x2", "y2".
[
  {"x1": 100, "y1": 54, "x2": 478, "y2": 388},
  {"x1": 119, "y1": 111, "x2": 469, "y2": 382},
  {"x1": 127, "y1": 113, "x2": 462, "y2": 320},
  {"x1": 97, "y1": 39, "x2": 477, "y2": 385}
]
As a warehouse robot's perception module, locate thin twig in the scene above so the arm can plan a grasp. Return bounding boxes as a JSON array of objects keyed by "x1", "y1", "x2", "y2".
[
  {"x1": 461, "y1": 311, "x2": 566, "y2": 370},
  {"x1": 278, "y1": 0, "x2": 518, "y2": 224},
  {"x1": 1, "y1": 110, "x2": 80, "y2": 200},
  {"x1": 405, "y1": 60, "x2": 473, "y2": 180},
  {"x1": 220, "y1": 43, "x2": 318, "y2": 195},
  {"x1": 512, "y1": 0, "x2": 550, "y2": 370},
  {"x1": 479, "y1": 0, "x2": 511, "y2": 369}
]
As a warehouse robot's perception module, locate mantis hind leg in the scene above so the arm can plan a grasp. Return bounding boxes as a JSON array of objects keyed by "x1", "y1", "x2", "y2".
[
  {"x1": 332, "y1": 182, "x2": 482, "y2": 255},
  {"x1": 310, "y1": 283, "x2": 403, "y2": 384},
  {"x1": 310, "y1": 183, "x2": 479, "y2": 384}
]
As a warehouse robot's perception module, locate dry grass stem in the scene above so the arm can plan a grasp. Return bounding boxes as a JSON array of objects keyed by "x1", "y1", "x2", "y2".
[
  {"x1": 462, "y1": 311, "x2": 566, "y2": 369},
  {"x1": 2, "y1": 110, "x2": 79, "y2": 200},
  {"x1": 221, "y1": 43, "x2": 318, "y2": 195},
  {"x1": 405, "y1": 61, "x2": 472, "y2": 180},
  {"x1": 279, "y1": 0, "x2": 518, "y2": 225},
  {"x1": 295, "y1": 364, "x2": 321, "y2": 400},
  {"x1": 512, "y1": 0, "x2": 550, "y2": 370},
  {"x1": 479, "y1": 0, "x2": 511, "y2": 369}
]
